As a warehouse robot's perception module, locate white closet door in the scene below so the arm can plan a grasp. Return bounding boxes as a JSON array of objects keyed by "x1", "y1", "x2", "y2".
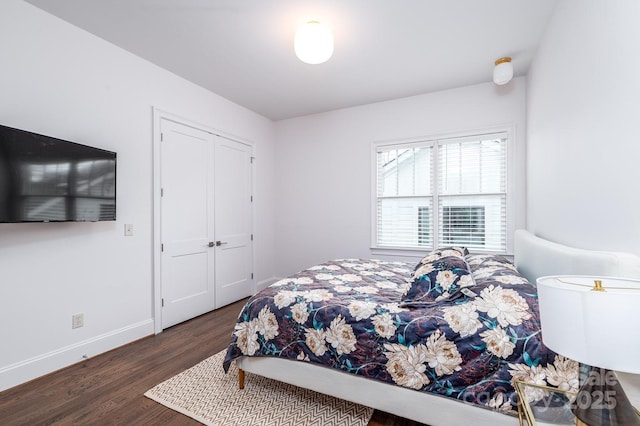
[
  {"x1": 160, "y1": 119, "x2": 215, "y2": 329},
  {"x1": 213, "y1": 136, "x2": 253, "y2": 308}
]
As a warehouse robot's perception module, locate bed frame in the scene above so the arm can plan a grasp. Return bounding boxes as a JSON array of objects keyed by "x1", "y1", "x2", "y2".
[{"x1": 235, "y1": 230, "x2": 640, "y2": 426}]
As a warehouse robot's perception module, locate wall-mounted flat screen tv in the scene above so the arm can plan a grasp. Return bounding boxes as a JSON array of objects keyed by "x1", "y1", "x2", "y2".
[{"x1": 0, "y1": 124, "x2": 116, "y2": 223}]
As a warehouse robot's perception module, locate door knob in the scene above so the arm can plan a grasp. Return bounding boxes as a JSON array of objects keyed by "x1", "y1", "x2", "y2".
[
  {"x1": 208, "y1": 242, "x2": 215, "y2": 247},
  {"x1": 215, "y1": 241, "x2": 227, "y2": 246}
]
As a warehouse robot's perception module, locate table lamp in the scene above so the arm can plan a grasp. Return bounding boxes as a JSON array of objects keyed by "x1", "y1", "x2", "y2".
[{"x1": 537, "y1": 276, "x2": 640, "y2": 426}]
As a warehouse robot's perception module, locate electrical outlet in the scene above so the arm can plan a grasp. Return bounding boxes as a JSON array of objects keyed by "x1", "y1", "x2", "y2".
[
  {"x1": 124, "y1": 224, "x2": 133, "y2": 236},
  {"x1": 72, "y1": 313, "x2": 84, "y2": 329}
]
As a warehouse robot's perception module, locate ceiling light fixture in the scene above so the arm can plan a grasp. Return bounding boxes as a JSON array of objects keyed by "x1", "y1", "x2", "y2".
[
  {"x1": 294, "y1": 20, "x2": 334, "y2": 65},
  {"x1": 493, "y1": 57, "x2": 513, "y2": 85}
]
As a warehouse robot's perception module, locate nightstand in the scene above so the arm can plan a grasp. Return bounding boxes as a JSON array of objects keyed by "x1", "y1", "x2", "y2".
[{"x1": 515, "y1": 380, "x2": 577, "y2": 426}]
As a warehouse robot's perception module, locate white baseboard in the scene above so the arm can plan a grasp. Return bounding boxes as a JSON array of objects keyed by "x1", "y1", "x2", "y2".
[
  {"x1": 0, "y1": 319, "x2": 154, "y2": 392},
  {"x1": 256, "y1": 276, "x2": 280, "y2": 292}
]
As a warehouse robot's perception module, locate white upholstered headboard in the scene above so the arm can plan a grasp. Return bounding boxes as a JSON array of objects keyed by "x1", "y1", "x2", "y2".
[{"x1": 513, "y1": 229, "x2": 640, "y2": 283}]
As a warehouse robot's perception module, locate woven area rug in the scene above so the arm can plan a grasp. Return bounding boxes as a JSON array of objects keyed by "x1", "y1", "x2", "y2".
[{"x1": 144, "y1": 351, "x2": 374, "y2": 426}]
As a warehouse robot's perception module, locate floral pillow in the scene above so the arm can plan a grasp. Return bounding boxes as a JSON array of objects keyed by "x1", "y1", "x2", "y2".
[{"x1": 401, "y1": 254, "x2": 474, "y2": 306}]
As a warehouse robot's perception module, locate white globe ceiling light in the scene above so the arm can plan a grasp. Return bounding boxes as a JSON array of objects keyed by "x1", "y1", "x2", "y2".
[
  {"x1": 294, "y1": 20, "x2": 334, "y2": 64},
  {"x1": 493, "y1": 57, "x2": 513, "y2": 85}
]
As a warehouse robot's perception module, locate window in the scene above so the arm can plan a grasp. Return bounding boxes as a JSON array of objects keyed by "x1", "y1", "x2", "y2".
[
  {"x1": 442, "y1": 206, "x2": 485, "y2": 246},
  {"x1": 417, "y1": 207, "x2": 431, "y2": 246},
  {"x1": 374, "y1": 131, "x2": 508, "y2": 252}
]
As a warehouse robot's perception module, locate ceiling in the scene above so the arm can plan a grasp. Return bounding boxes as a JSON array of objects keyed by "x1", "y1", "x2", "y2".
[{"x1": 25, "y1": 0, "x2": 559, "y2": 121}]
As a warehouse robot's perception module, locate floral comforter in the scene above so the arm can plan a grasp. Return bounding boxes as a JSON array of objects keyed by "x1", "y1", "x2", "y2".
[{"x1": 223, "y1": 253, "x2": 578, "y2": 416}]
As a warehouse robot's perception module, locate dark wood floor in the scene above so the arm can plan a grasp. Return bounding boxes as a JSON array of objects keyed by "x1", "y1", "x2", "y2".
[{"x1": 0, "y1": 299, "x2": 424, "y2": 426}]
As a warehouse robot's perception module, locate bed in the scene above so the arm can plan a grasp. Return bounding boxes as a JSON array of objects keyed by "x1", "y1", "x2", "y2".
[{"x1": 223, "y1": 230, "x2": 640, "y2": 426}]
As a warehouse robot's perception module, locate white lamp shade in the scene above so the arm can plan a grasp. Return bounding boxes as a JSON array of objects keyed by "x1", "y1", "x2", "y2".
[
  {"x1": 294, "y1": 21, "x2": 334, "y2": 64},
  {"x1": 537, "y1": 275, "x2": 640, "y2": 374},
  {"x1": 493, "y1": 57, "x2": 513, "y2": 85}
]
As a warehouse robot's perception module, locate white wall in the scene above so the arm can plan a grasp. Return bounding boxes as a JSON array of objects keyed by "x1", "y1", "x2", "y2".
[
  {"x1": 0, "y1": 0, "x2": 276, "y2": 391},
  {"x1": 527, "y1": 0, "x2": 640, "y2": 255},
  {"x1": 274, "y1": 79, "x2": 527, "y2": 277}
]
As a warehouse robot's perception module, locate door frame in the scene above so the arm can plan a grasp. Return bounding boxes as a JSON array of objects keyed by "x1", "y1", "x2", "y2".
[{"x1": 152, "y1": 108, "x2": 255, "y2": 334}]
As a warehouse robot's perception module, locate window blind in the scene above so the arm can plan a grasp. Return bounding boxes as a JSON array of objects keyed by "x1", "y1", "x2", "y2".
[
  {"x1": 437, "y1": 136, "x2": 506, "y2": 251},
  {"x1": 376, "y1": 145, "x2": 433, "y2": 249},
  {"x1": 374, "y1": 132, "x2": 508, "y2": 252}
]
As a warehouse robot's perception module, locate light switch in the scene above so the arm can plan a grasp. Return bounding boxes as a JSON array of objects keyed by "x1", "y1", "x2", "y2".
[{"x1": 124, "y1": 224, "x2": 134, "y2": 236}]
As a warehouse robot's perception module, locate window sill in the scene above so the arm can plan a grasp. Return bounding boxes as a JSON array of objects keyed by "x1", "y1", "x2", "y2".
[{"x1": 370, "y1": 246, "x2": 512, "y2": 260}]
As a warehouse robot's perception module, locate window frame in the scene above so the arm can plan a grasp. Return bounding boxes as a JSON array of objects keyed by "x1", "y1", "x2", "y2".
[{"x1": 370, "y1": 126, "x2": 516, "y2": 256}]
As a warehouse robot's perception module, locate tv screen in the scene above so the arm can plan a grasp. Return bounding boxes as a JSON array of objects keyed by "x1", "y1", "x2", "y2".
[{"x1": 0, "y1": 124, "x2": 116, "y2": 223}]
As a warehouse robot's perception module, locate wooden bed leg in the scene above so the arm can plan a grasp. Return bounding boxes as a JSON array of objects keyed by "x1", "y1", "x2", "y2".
[{"x1": 238, "y1": 368, "x2": 245, "y2": 389}]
